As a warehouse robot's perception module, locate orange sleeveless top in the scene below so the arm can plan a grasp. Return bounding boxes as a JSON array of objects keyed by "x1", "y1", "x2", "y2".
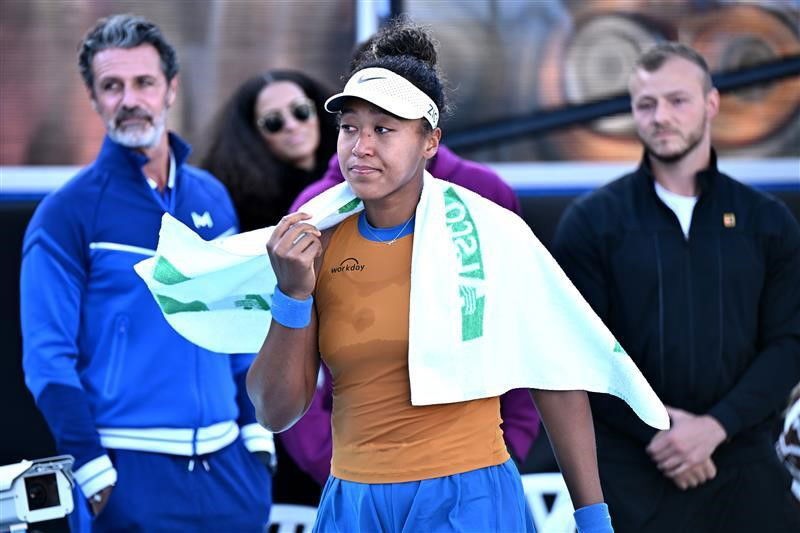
[{"x1": 316, "y1": 214, "x2": 509, "y2": 483}]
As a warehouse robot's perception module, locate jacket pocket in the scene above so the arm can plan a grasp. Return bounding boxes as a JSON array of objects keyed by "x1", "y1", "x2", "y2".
[{"x1": 103, "y1": 314, "x2": 129, "y2": 397}]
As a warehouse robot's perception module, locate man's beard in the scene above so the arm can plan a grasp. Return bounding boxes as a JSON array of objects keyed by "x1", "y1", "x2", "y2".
[
  {"x1": 642, "y1": 115, "x2": 706, "y2": 164},
  {"x1": 106, "y1": 105, "x2": 167, "y2": 149}
]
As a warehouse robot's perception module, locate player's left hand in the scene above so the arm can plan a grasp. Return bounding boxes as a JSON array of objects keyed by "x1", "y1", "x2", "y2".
[{"x1": 646, "y1": 406, "x2": 727, "y2": 478}]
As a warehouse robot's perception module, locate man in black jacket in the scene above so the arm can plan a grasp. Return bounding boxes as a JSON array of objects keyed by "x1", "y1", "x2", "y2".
[{"x1": 553, "y1": 42, "x2": 800, "y2": 532}]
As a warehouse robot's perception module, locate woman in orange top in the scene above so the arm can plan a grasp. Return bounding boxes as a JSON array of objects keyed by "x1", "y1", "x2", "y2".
[{"x1": 248, "y1": 19, "x2": 612, "y2": 533}]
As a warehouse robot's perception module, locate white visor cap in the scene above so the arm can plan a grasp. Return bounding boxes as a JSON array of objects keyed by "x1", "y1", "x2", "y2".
[{"x1": 324, "y1": 67, "x2": 440, "y2": 128}]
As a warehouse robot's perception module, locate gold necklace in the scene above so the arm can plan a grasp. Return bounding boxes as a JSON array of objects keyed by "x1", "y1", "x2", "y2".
[{"x1": 363, "y1": 215, "x2": 414, "y2": 246}]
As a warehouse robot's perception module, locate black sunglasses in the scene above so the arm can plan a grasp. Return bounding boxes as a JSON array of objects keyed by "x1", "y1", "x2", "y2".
[{"x1": 256, "y1": 101, "x2": 315, "y2": 134}]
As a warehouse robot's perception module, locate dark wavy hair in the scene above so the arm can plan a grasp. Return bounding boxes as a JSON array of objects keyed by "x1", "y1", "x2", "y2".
[{"x1": 200, "y1": 70, "x2": 337, "y2": 231}]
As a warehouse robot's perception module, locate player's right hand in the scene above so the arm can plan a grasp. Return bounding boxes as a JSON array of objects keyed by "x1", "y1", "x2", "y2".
[{"x1": 266, "y1": 212, "x2": 322, "y2": 300}]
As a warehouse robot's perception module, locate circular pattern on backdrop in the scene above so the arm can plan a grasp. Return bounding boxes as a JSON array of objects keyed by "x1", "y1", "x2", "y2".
[
  {"x1": 682, "y1": 4, "x2": 800, "y2": 151},
  {"x1": 538, "y1": 10, "x2": 668, "y2": 159},
  {"x1": 536, "y1": 3, "x2": 800, "y2": 159},
  {"x1": 564, "y1": 14, "x2": 666, "y2": 135}
]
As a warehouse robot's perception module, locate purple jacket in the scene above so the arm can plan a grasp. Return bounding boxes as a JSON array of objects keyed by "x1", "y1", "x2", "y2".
[{"x1": 283, "y1": 146, "x2": 539, "y2": 484}]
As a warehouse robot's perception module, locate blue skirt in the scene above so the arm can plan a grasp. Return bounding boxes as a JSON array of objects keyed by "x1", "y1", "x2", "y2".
[{"x1": 314, "y1": 459, "x2": 535, "y2": 533}]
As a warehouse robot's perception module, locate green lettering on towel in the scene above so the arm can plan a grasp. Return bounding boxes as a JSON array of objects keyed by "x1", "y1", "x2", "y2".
[
  {"x1": 155, "y1": 293, "x2": 271, "y2": 314},
  {"x1": 235, "y1": 294, "x2": 270, "y2": 311},
  {"x1": 613, "y1": 341, "x2": 626, "y2": 355},
  {"x1": 444, "y1": 187, "x2": 485, "y2": 341},
  {"x1": 338, "y1": 197, "x2": 362, "y2": 214},
  {"x1": 153, "y1": 256, "x2": 191, "y2": 285},
  {"x1": 156, "y1": 294, "x2": 209, "y2": 314}
]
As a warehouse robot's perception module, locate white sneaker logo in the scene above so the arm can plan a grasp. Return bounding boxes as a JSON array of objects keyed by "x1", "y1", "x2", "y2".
[{"x1": 191, "y1": 211, "x2": 214, "y2": 229}]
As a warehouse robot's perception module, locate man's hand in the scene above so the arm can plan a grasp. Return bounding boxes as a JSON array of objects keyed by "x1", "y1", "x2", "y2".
[
  {"x1": 646, "y1": 406, "x2": 727, "y2": 479},
  {"x1": 89, "y1": 484, "x2": 114, "y2": 516},
  {"x1": 254, "y1": 451, "x2": 277, "y2": 476},
  {"x1": 670, "y1": 457, "x2": 717, "y2": 490}
]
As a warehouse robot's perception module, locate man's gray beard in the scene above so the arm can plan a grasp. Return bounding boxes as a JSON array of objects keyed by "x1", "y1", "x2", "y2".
[{"x1": 106, "y1": 111, "x2": 166, "y2": 149}]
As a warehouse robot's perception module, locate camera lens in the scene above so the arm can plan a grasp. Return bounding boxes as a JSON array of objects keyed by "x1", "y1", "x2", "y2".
[
  {"x1": 24, "y1": 473, "x2": 60, "y2": 510},
  {"x1": 28, "y1": 482, "x2": 47, "y2": 506}
]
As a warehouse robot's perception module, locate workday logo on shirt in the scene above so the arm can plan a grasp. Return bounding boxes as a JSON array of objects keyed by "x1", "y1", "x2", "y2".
[
  {"x1": 191, "y1": 211, "x2": 214, "y2": 229},
  {"x1": 330, "y1": 257, "x2": 366, "y2": 274}
]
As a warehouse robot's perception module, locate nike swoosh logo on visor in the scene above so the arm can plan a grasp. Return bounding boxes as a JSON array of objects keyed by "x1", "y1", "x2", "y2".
[{"x1": 357, "y1": 75, "x2": 387, "y2": 83}]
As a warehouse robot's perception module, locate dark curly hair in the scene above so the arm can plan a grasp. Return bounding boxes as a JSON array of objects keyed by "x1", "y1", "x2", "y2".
[
  {"x1": 350, "y1": 17, "x2": 450, "y2": 130},
  {"x1": 200, "y1": 70, "x2": 337, "y2": 231}
]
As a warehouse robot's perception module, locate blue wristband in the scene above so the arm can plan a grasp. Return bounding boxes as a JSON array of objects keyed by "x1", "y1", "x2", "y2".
[
  {"x1": 574, "y1": 502, "x2": 613, "y2": 533},
  {"x1": 271, "y1": 285, "x2": 313, "y2": 328}
]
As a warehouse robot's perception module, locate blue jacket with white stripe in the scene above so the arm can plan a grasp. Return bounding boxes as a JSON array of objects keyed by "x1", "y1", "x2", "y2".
[{"x1": 20, "y1": 134, "x2": 266, "y2": 495}]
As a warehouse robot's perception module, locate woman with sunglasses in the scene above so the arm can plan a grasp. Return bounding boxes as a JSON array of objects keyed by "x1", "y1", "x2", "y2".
[
  {"x1": 201, "y1": 70, "x2": 338, "y2": 232},
  {"x1": 201, "y1": 69, "x2": 339, "y2": 506},
  {"x1": 247, "y1": 19, "x2": 613, "y2": 533}
]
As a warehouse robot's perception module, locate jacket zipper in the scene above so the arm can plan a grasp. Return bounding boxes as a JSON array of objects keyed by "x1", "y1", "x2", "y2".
[
  {"x1": 103, "y1": 315, "x2": 129, "y2": 397},
  {"x1": 685, "y1": 244, "x2": 696, "y2": 393},
  {"x1": 653, "y1": 234, "x2": 666, "y2": 391}
]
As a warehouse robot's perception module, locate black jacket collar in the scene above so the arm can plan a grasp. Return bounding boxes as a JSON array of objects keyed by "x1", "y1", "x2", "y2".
[
  {"x1": 636, "y1": 148, "x2": 721, "y2": 196},
  {"x1": 632, "y1": 148, "x2": 723, "y2": 232}
]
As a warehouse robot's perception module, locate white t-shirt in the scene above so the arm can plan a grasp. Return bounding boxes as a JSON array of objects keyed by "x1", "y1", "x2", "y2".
[{"x1": 654, "y1": 181, "x2": 698, "y2": 239}]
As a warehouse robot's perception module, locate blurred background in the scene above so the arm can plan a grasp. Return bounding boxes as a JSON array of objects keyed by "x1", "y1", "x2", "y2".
[
  {"x1": 1, "y1": 0, "x2": 799, "y2": 167},
  {"x1": 1, "y1": 1, "x2": 798, "y2": 531}
]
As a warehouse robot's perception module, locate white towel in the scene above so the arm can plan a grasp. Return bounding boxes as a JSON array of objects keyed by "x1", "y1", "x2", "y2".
[{"x1": 135, "y1": 172, "x2": 669, "y2": 430}]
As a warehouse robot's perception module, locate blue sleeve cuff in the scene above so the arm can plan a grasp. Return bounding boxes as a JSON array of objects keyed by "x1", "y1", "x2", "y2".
[
  {"x1": 73, "y1": 454, "x2": 118, "y2": 499},
  {"x1": 574, "y1": 502, "x2": 613, "y2": 533},
  {"x1": 240, "y1": 423, "x2": 276, "y2": 455}
]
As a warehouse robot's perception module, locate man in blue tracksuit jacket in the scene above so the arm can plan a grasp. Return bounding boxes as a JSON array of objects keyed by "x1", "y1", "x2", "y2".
[{"x1": 20, "y1": 14, "x2": 272, "y2": 532}]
